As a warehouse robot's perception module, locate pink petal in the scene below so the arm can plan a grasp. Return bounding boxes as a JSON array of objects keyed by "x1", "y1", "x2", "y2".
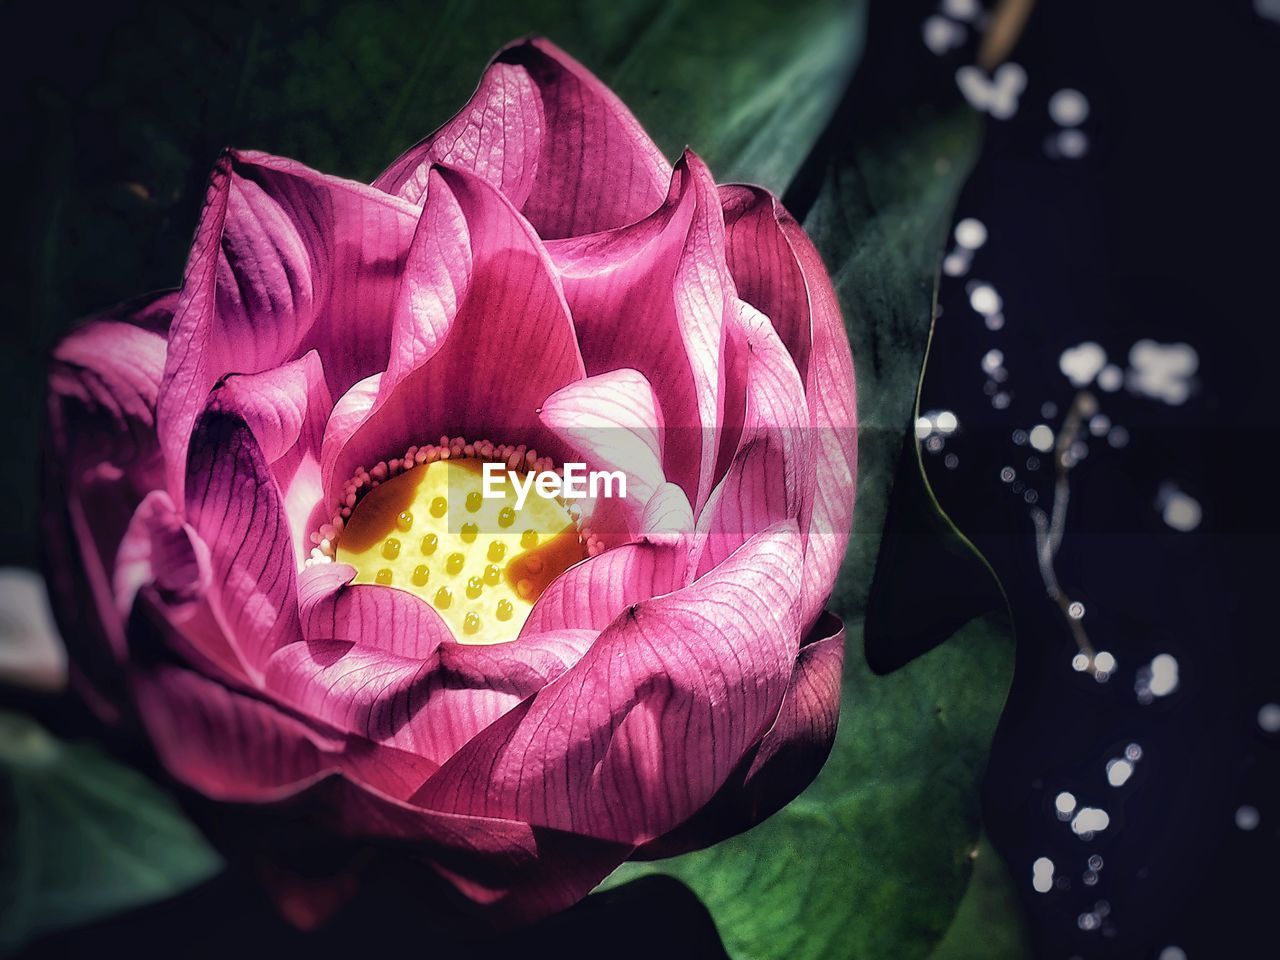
[
  {"x1": 264, "y1": 640, "x2": 475, "y2": 765},
  {"x1": 519, "y1": 540, "x2": 685, "y2": 635},
  {"x1": 692, "y1": 301, "x2": 814, "y2": 578},
  {"x1": 547, "y1": 151, "x2": 732, "y2": 514},
  {"x1": 184, "y1": 399, "x2": 303, "y2": 679},
  {"x1": 375, "y1": 59, "x2": 543, "y2": 207},
  {"x1": 217, "y1": 352, "x2": 333, "y2": 563},
  {"x1": 638, "y1": 611, "x2": 845, "y2": 856},
  {"x1": 744, "y1": 612, "x2": 844, "y2": 790},
  {"x1": 133, "y1": 664, "x2": 435, "y2": 802},
  {"x1": 296, "y1": 562, "x2": 595, "y2": 762},
  {"x1": 131, "y1": 591, "x2": 249, "y2": 689},
  {"x1": 521, "y1": 477, "x2": 694, "y2": 634},
  {"x1": 264, "y1": 631, "x2": 593, "y2": 767},
  {"x1": 720, "y1": 186, "x2": 813, "y2": 381},
  {"x1": 45, "y1": 299, "x2": 173, "y2": 686},
  {"x1": 113, "y1": 489, "x2": 211, "y2": 619},
  {"x1": 721, "y1": 186, "x2": 857, "y2": 631},
  {"x1": 413, "y1": 521, "x2": 804, "y2": 844},
  {"x1": 326, "y1": 164, "x2": 584, "y2": 495},
  {"x1": 538, "y1": 368, "x2": 666, "y2": 537},
  {"x1": 638, "y1": 480, "x2": 697, "y2": 544},
  {"x1": 133, "y1": 665, "x2": 628, "y2": 923},
  {"x1": 49, "y1": 314, "x2": 168, "y2": 482},
  {"x1": 780, "y1": 216, "x2": 858, "y2": 631},
  {"x1": 298, "y1": 563, "x2": 453, "y2": 660},
  {"x1": 377, "y1": 38, "x2": 671, "y2": 239},
  {"x1": 319, "y1": 374, "x2": 380, "y2": 501},
  {"x1": 158, "y1": 151, "x2": 418, "y2": 503}
]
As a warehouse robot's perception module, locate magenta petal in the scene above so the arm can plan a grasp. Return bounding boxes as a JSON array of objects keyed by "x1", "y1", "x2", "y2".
[
  {"x1": 520, "y1": 541, "x2": 685, "y2": 635},
  {"x1": 638, "y1": 611, "x2": 845, "y2": 857},
  {"x1": 113, "y1": 489, "x2": 211, "y2": 620},
  {"x1": 377, "y1": 38, "x2": 670, "y2": 239},
  {"x1": 745, "y1": 613, "x2": 844, "y2": 787},
  {"x1": 327, "y1": 164, "x2": 585, "y2": 493},
  {"x1": 184, "y1": 400, "x2": 302, "y2": 679},
  {"x1": 548, "y1": 151, "x2": 731, "y2": 514},
  {"x1": 506, "y1": 38, "x2": 670, "y2": 238},
  {"x1": 319, "y1": 374, "x2": 380, "y2": 501},
  {"x1": 539, "y1": 368, "x2": 666, "y2": 534},
  {"x1": 638, "y1": 480, "x2": 696, "y2": 543},
  {"x1": 133, "y1": 665, "x2": 627, "y2": 922},
  {"x1": 158, "y1": 151, "x2": 418, "y2": 502},
  {"x1": 375, "y1": 60, "x2": 543, "y2": 207},
  {"x1": 280, "y1": 568, "x2": 595, "y2": 765},
  {"x1": 721, "y1": 186, "x2": 857, "y2": 630},
  {"x1": 413, "y1": 521, "x2": 803, "y2": 844},
  {"x1": 692, "y1": 301, "x2": 814, "y2": 578},
  {"x1": 263, "y1": 640, "x2": 505, "y2": 767},
  {"x1": 780, "y1": 219, "x2": 858, "y2": 630},
  {"x1": 720, "y1": 186, "x2": 813, "y2": 382},
  {"x1": 46, "y1": 302, "x2": 174, "y2": 681},
  {"x1": 428, "y1": 826, "x2": 631, "y2": 926},
  {"x1": 298, "y1": 563, "x2": 453, "y2": 659},
  {"x1": 49, "y1": 313, "x2": 169, "y2": 481},
  {"x1": 521, "y1": 478, "x2": 694, "y2": 634},
  {"x1": 406, "y1": 633, "x2": 597, "y2": 766},
  {"x1": 218, "y1": 352, "x2": 333, "y2": 563},
  {"x1": 133, "y1": 664, "x2": 436, "y2": 802}
]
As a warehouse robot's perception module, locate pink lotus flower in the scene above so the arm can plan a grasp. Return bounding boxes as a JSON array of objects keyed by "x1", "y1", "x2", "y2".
[{"x1": 44, "y1": 38, "x2": 857, "y2": 925}]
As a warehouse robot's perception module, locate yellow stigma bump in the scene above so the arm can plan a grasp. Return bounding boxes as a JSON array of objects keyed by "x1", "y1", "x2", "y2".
[{"x1": 335, "y1": 457, "x2": 586, "y2": 644}]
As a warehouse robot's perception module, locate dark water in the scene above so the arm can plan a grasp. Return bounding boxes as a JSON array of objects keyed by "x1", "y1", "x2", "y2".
[{"x1": 918, "y1": 1, "x2": 1280, "y2": 956}]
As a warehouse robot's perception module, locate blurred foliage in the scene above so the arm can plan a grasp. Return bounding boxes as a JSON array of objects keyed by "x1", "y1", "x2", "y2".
[
  {"x1": 930, "y1": 835, "x2": 1030, "y2": 960},
  {"x1": 0, "y1": 713, "x2": 221, "y2": 955}
]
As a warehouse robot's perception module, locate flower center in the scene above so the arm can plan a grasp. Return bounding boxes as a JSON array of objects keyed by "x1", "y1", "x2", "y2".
[{"x1": 331, "y1": 454, "x2": 587, "y2": 645}]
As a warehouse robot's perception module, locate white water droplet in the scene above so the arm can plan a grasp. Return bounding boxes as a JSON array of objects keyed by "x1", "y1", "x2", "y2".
[
  {"x1": 1097, "y1": 364, "x2": 1123, "y2": 392},
  {"x1": 1129, "y1": 340, "x2": 1198, "y2": 405},
  {"x1": 943, "y1": 0, "x2": 981, "y2": 21},
  {"x1": 1059, "y1": 342, "x2": 1107, "y2": 387},
  {"x1": 943, "y1": 251, "x2": 971, "y2": 276},
  {"x1": 955, "y1": 217, "x2": 988, "y2": 250},
  {"x1": 1236, "y1": 805, "x2": 1260, "y2": 831},
  {"x1": 1106, "y1": 758, "x2": 1134, "y2": 787},
  {"x1": 923, "y1": 15, "x2": 966, "y2": 55},
  {"x1": 1071, "y1": 807, "x2": 1111, "y2": 835},
  {"x1": 1032, "y1": 856, "x2": 1055, "y2": 893},
  {"x1": 1029, "y1": 424, "x2": 1055, "y2": 452},
  {"x1": 1049, "y1": 89, "x2": 1090, "y2": 126},
  {"x1": 1157, "y1": 484, "x2": 1202, "y2": 532},
  {"x1": 969, "y1": 283, "x2": 1003, "y2": 316}
]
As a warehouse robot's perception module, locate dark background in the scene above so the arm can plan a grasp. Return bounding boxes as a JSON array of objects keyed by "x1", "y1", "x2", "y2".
[
  {"x1": 917, "y1": 1, "x2": 1280, "y2": 957},
  {"x1": 3, "y1": 0, "x2": 1277, "y2": 957}
]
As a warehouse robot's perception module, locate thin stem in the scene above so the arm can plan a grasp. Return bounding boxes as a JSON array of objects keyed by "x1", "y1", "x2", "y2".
[
  {"x1": 979, "y1": 0, "x2": 1039, "y2": 70},
  {"x1": 1032, "y1": 390, "x2": 1101, "y2": 674}
]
